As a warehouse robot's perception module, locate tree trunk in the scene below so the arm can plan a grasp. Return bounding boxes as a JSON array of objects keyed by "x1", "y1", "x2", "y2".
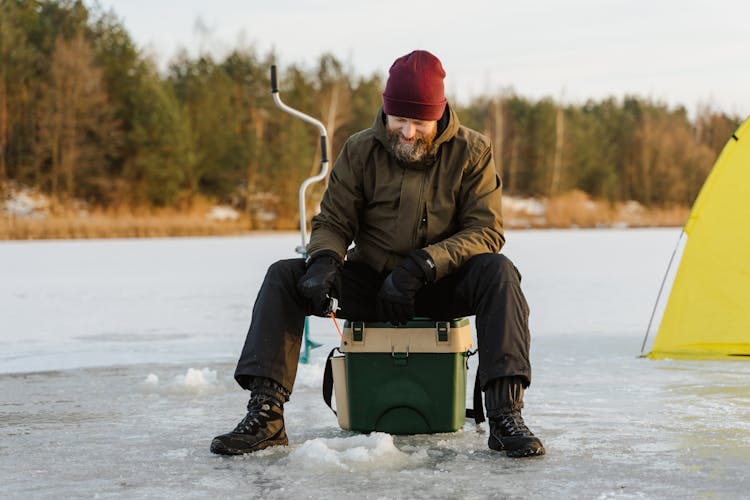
[
  {"x1": 550, "y1": 106, "x2": 564, "y2": 195},
  {"x1": 509, "y1": 136, "x2": 520, "y2": 195},
  {"x1": 247, "y1": 108, "x2": 266, "y2": 227},
  {"x1": 0, "y1": 78, "x2": 7, "y2": 187},
  {"x1": 493, "y1": 98, "x2": 504, "y2": 180},
  {"x1": 315, "y1": 82, "x2": 340, "y2": 184},
  {"x1": 640, "y1": 114, "x2": 653, "y2": 204}
]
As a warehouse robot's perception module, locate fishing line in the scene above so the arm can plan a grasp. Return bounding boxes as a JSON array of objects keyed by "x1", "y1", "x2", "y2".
[{"x1": 330, "y1": 312, "x2": 344, "y2": 341}]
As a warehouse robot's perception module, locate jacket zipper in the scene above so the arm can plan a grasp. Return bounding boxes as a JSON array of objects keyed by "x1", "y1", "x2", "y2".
[{"x1": 415, "y1": 173, "x2": 428, "y2": 248}]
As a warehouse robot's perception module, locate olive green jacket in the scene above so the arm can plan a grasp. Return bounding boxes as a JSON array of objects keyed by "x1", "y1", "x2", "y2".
[{"x1": 307, "y1": 105, "x2": 504, "y2": 280}]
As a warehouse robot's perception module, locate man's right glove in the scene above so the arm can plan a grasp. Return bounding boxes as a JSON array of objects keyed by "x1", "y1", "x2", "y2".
[{"x1": 297, "y1": 249, "x2": 342, "y2": 316}]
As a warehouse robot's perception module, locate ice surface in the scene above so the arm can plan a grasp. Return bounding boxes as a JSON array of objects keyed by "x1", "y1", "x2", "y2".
[{"x1": 3, "y1": 229, "x2": 750, "y2": 498}]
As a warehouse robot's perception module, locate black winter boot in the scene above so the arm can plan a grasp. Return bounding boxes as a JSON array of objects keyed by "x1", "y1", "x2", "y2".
[
  {"x1": 485, "y1": 377, "x2": 545, "y2": 458},
  {"x1": 210, "y1": 377, "x2": 289, "y2": 455}
]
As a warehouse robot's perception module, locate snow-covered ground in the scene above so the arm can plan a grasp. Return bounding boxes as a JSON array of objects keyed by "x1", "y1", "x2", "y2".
[{"x1": 2, "y1": 229, "x2": 749, "y2": 498}]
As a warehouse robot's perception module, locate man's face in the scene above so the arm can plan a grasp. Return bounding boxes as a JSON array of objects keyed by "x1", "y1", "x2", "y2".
[{"x1": 386, "y1": 115, "x2": 438, "y2": 163}]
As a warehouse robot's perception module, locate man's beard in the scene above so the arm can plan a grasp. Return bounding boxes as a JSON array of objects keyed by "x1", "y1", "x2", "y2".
[{"x1": 386, "y1": 128, "x2": 436, "y2": 163}]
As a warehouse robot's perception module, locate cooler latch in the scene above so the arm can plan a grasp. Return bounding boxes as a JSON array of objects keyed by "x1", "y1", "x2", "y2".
[
  {"x1": 392, "y1": 345, "x2": 409, "y2": 366},
  {"x1": 352, "y1": 321, "x2": 364, "y2": 342},
  {"x1": 436, "y1": 321, "x2": 449, "y2": 342}
]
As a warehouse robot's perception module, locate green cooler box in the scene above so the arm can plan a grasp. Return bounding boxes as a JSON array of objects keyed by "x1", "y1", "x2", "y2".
[{"x1": 330, "y1": 318, "x2": 474, "y2": 435}]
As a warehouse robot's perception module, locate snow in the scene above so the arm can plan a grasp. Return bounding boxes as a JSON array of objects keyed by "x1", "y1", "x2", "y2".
[
  {"x1": 503, "y1": 196, "x2": 546, "y2": 216},
  {"x1": 207, "y1": 205, "x2": 240, "y2": 221},
  {"x1": 2, "y1": 186, "x2": 50, "y2": 218},
  {"x1": 2, "y1": 229, "x2": 750, "y2": 498},
  {"x1": 287, "y1": 433, "x2": 421, "y2": 471}
]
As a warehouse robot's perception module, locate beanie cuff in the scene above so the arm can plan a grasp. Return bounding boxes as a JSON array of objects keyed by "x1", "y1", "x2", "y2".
[{"x1": 383, "y1": 96, "x2": 446, "y2": 121}]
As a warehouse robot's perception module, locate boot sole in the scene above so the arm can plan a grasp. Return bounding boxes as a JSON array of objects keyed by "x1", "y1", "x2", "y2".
[
  {"x1": 210, "y1": 435, "x2": 288, "y2": 456},
  {"x1": 488, "y1": 434, "x2": 546, "y2": 458}
]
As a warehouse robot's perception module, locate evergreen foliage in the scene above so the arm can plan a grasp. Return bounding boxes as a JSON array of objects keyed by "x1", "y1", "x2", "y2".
[{"x1": 0, "y1": 1, "x2": 741, "y2": 223}]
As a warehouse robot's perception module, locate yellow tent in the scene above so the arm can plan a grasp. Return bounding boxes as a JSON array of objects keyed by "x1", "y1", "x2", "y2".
[{"x1": 647, "y1": 116, "x2": 750, "y2": 359}]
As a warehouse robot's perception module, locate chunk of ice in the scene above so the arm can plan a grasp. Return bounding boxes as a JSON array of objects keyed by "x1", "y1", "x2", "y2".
[
  {"x1": 176, "y1": 367, "x2": 218, "y2": 388},
  {"x1": 286, "y1": 433, "x2": 419, "y2": 471}
]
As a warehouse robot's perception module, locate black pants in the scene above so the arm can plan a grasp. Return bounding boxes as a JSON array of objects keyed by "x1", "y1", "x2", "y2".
[{"x1": 234, "y1": 253, "x2": 532, "y2": 394}]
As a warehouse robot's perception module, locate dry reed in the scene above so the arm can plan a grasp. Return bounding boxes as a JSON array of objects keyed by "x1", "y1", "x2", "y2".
[{"x1": 2, "y1": 190, "x2": 689, "y2": 240}]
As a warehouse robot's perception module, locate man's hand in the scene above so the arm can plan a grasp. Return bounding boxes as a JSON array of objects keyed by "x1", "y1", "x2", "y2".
[
  {"x1": 377, "y1": 249, "x2": 436, "y2": 324},
  {"x1": 297, "y1": 250, "x2": 342, "y2": 316}
]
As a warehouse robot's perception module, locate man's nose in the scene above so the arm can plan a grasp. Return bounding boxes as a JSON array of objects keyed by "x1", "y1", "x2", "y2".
[{"x1": 401, "y1": 122, "x2": 416, "y2": 139}]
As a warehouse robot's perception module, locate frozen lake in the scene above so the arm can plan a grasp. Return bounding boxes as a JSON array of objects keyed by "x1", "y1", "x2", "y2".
[{"x1": 2, "y1": 229, "x2": 750, "y2": 498}]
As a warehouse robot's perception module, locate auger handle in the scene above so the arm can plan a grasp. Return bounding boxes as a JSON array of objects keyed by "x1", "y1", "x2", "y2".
[{"x1": 270, "y1": 65, "x2": 278, "y2": 93}]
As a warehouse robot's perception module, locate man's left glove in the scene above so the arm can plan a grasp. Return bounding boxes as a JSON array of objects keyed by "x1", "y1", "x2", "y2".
[
  {"x1": 297, "y1": 250, "x2": 342, "y2": 316},
  {"x1": 377, "y1": 249, "x2": 436, "y2": 324}
]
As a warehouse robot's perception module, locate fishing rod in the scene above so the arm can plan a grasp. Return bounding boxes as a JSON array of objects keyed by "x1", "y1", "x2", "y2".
[{"x1": 270, "y1": 64, "x2": 335, "y2": 363}]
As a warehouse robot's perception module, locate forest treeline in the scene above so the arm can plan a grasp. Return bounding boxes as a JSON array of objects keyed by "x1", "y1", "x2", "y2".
[{"x1": 1, "y1": 0, "x2": 742, "y2": 226}]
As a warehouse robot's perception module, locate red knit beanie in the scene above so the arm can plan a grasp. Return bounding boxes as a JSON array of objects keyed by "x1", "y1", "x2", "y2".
[{"x1": 382, "y1": 50, "x2": 447, "y2": 121}]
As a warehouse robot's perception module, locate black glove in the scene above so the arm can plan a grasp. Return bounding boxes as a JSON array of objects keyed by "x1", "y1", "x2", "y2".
[
  {"x1": 297, "y1": 250, "x2": 342, "y2": 316},
  {"x1": 377, "y1": 249, "x2": 436, "y2": 324}
]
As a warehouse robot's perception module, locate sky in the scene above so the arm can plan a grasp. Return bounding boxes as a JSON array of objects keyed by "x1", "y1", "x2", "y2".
[{"x1": 91, "y1": 0, "x2": 749, "y2": 119}]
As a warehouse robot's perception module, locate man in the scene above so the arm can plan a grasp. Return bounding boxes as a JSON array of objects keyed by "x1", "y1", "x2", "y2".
[{"x1": 211, "y1": 50, "x2": 545, "y2": 458}]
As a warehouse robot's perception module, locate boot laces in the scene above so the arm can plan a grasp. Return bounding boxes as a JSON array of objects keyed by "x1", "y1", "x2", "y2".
[
  {"x1": 498, "y1": 411, "x2": 532, "y2": 436},
  {"x1": 233, "y1": 395, "x2": 276, "y2": 434}
]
